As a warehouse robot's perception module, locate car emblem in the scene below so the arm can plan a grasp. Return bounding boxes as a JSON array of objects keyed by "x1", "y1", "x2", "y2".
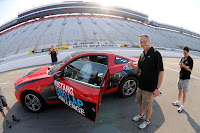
[{"x1": 123, "y1": 65, "x2": 133, "y2": 70}]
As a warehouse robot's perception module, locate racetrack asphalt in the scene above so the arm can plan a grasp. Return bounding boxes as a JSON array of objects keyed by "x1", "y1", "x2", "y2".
[{"x1": 0, "y1": 58, "x2": 200, "y2": 133}]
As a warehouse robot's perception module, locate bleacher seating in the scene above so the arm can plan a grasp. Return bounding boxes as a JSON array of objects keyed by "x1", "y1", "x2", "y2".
[{"x1": 0, "y1": 15, "x2": 200, "y2": 58}]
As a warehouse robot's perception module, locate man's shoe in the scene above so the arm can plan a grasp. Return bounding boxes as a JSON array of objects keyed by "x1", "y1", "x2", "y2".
[
  {"x1": 178, "y1": 105, "x2": 184, "y2": 113},
  {"x1": 12, "y1": 115, "x2": 20, "y2": 121},
  {"x1": 173, "y1": 101, "x2": 181, "y2": 106},
  {"x1": 6, "y1": 120, "x2": 12, "y2": 128},
  {"x1": 133, "y1": 114, "x2": 145, "y2": 121},
  {"x1": 139, "y1": 120, "x2": 150, "y2": 129}
]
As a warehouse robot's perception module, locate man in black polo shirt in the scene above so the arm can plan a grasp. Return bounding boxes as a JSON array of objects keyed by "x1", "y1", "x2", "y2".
[
  {"x1": 173, "y1": 46, "x2": 193, "y2": 113},
  {"x1": 128, "y1": 34, "x2": 164, "y2": 129}
]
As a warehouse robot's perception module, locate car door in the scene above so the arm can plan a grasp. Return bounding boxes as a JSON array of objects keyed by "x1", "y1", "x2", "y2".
[{"x1": 54, "y1": 57, "x2": 110, "y2": 122}]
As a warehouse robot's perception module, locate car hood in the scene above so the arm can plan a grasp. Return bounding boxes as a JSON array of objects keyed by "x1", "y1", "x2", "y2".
[{"x1": 14, "y1": 65, "x2": 50, "y2": 86}]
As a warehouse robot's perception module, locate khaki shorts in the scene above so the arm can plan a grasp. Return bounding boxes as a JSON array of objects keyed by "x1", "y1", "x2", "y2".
[
  {"x1": 135, "y1": 88, "x2": 154, "y2": 111},
  {"x1": 178, "y1": 79, "x2": 189, "y2": 92}
]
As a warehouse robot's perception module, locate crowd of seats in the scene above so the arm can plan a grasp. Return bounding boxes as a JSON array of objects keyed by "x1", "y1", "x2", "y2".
[{"x1": 0, "y1": 15, "x2": 200, "y2": 58}]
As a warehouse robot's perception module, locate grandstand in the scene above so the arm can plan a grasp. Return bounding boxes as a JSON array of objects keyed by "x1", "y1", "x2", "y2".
[{"x1": 0, "y1": 1, "x2": 200, "y2": 59}]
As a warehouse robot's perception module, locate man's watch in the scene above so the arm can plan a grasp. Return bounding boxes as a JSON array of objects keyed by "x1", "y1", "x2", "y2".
[{"x1": 157, "y1": 88, "x2": 162, "y2": 95}]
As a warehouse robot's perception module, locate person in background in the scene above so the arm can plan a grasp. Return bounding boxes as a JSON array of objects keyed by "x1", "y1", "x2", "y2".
[
  {"x1": 128, "y1": 34, "x2": 164, "y2": 129},
  {"x1": 48, "y1": 45, "x2": 59, "y2": 65},
  {"x1": 0, "y1": 88, "x2": 20, "y2": 128},
  {"x1": 173, "y1": 46, "x2": 193, "y2": 113}
]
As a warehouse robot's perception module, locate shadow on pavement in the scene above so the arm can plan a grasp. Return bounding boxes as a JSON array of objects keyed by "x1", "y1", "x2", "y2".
[
  {"x1": 182, "y1": 110, "x2": 200, "y2": 132},
  {"x1": 2, "y1": 92, "x2": 165, "y2": 133}
]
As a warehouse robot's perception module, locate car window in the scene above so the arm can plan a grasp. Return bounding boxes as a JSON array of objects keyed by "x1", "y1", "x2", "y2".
[
  {"x1": 115, "y1": 57, "x2": 129, "y2": 64},
  {"x1": 63, "y1": 56, "x2": 108, "y2": 87},
  {"x1": 89, "y1": 55, "x2": 108, "y2": 65}
]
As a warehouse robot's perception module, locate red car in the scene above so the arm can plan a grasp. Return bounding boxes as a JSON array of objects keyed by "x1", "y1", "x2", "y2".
[{"x1": 14, "y1": 51, "x2": 139, "y2": 122}]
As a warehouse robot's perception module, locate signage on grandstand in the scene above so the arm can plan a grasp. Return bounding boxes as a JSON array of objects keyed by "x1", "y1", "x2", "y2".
[
  {"x1": 28, "y1": 46, "x2": 69, "y2": 54},
  {"x1": 71, "y1": 44, "x2": 120, "y2": 48}
]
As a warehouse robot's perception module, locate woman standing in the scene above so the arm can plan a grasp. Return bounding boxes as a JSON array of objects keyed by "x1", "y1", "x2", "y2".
[{"x1": 48, "y1": 45, "x2": 59, "y2": 65}]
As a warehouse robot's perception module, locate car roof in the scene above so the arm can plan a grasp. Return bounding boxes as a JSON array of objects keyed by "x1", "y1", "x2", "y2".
[{"x1": 71, "y1": 51, "x2": 114, "y2": 57}]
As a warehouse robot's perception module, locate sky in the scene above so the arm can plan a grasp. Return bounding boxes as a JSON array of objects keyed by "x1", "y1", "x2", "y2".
[{"x1": 0, "y1": 0, "x2": 200, "y2": 34}]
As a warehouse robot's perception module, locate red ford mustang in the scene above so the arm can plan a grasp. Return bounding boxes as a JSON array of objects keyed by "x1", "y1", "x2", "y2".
[{"x1": 14, "y1": 51, "x2": 139, "y2": 122}]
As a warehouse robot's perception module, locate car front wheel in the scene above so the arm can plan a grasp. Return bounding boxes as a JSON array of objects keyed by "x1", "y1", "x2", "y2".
[
  {"x1": 119, "y1": 76, "x2": 138, "y2": 98},
  {"x1": 21, "y1": 91, "x2": 46, "y2": 112}
]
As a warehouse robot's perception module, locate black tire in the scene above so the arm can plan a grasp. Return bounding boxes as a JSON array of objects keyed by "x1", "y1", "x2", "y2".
[
  {"x1": 118, "y1": 76, "x2": 138, "y2": 98},
  {"x1": 21, "y1": 91, "x2": 46, "y2": 113}
]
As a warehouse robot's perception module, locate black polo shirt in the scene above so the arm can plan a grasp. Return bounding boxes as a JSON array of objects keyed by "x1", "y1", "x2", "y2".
[
  {"x1": 179, "y1": 56, "x2": 193, "y2": 79},
  {"x1": 138, "y1": 47, "x2": 164, "y2": 92}
]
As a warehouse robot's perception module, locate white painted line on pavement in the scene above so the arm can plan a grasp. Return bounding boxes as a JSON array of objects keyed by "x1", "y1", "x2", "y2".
[
  {"x1": 164, "y1": 67, "x2": 200, "y2": 80},
  {"x1": 164, "y1": 67, "x2": 179, "y2": 72},
  {"x1": 0, "y1": 82, "x2": 12, "y2": 85},
  {"x1": 165, "y1": 62, "x2": 200, "y2": 74}
]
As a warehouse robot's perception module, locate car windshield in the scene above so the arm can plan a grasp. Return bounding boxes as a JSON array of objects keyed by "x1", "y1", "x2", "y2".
[{"x1": 48, "y1": 54, "x2": 72, "y2": 75}]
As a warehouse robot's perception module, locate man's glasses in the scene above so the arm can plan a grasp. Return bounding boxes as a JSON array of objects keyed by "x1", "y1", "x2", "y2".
[{"x1": 139, "y1": 40, "x2": 148, "y2": 44}]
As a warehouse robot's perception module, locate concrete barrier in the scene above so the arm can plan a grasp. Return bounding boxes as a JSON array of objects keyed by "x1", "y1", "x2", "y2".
[{"x1": 0, "y1": 47, "x2": 200, "y2": 73}]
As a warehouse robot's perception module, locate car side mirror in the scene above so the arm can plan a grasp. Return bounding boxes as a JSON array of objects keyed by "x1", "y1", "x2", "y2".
[{"x1": 54, "y1": 71, "x2": 62, "y2": 77}]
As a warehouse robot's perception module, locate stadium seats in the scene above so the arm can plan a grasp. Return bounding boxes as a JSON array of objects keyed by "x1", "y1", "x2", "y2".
[{"x1": 0, "y1": 15, "x2": 200, "y2": 58}]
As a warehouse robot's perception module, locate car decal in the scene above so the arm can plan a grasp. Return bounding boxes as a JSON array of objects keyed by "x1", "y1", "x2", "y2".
[
  {"x1": 123, "y1": 65, "x2": 133, "y2": 70},
  {"x1": 15, "y1": 78, "x2": 47, "y2": 91},
  {"x1": 54, "y1": 80, "x2": 97, "y2": 122},
  {"x1": 60, "y1": 77, "x2": 100, "y2": 89},
  {"x1": 40, "y1": 82, "x2": 60, "y2": 103}
]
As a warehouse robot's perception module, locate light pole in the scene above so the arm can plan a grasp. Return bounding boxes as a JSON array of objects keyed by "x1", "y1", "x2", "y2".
[{"x1": 93, "y1": 32, "x2": 97, "y2": 44}]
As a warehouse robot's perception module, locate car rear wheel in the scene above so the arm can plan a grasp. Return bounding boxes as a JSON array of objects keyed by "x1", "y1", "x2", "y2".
[
  {"x1": 21, "y1": 91, "x2": 46, "y2": 112},
  {"x1": 119, "y1": 76, "x2": 138, "y2": 98}
]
